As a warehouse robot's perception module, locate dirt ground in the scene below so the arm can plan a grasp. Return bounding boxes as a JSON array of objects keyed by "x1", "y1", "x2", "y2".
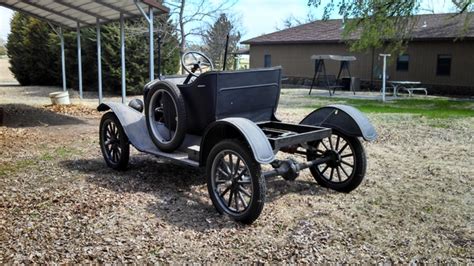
[
  {"x1": 0, "y1": 85, "x2": 473, "y2": 263},
  {"x1": 0, "y1": 58, "x2": 17, "y2": 84}
]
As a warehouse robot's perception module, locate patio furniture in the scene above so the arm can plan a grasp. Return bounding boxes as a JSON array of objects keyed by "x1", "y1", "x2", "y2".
[
  {"x1": 312, "y1": 74, "x2": 344, "y2": 95},
  {"x1": 389, "y1": 81, "x2": 427, "y2": 97},
  {"x1": 309, "y1": 55, "x2": 357, "y2": 96},
  {"x1": 351, "y1": 77, "x2": 361, "y2": 92}
]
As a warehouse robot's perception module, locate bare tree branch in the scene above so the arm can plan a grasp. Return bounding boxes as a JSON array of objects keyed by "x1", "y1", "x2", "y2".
[{"x1": 164, "y1": 0, "x2": 237, "y2": 73}]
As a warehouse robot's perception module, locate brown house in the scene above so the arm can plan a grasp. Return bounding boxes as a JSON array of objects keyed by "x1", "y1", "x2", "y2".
[{"x1": 242, "y1": 13, "x2": 474, "y2": 95}]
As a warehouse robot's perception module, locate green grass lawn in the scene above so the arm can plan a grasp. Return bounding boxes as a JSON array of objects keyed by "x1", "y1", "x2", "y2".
[{"x1": 302, "y1": 96, "x2": 474, "y2": 119}]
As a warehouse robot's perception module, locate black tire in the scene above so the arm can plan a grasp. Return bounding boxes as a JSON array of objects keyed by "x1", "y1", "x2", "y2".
[
  {"x1": 145, "y1": 81, "x2": 187, "y2": 152},
  {"x1": 99, "y1": 112, "x2": 130, "y2": 170},
  {"x1": 307, "y1": 131, "x2": 366, "y2": 192},
  {"x1": 206, "y1": 139, "x2": 266, "y2": 224}
]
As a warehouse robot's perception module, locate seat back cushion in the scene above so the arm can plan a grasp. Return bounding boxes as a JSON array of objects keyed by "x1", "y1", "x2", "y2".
[{"x1": 215, "y1": 67, "x2": 282, "y2": 122}]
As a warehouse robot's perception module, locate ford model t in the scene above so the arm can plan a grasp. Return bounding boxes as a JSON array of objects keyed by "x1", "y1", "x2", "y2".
[{"x1": 98, "y1": 51, "x2": 377, "y2": 224}]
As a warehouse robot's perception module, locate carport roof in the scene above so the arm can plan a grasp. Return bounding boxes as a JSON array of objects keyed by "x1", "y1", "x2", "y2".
[{"x1": 0, "y1": 0, "x2": 169, "y2": 28}]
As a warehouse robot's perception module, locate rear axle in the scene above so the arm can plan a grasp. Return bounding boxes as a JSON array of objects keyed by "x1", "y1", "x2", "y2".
[{"x1": 262, "y1": 155, "x2": 333, "y2": 179}]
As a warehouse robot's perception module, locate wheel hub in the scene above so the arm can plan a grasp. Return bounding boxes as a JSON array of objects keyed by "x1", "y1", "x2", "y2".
[
  {"x1": 230, "y1": 175, "x2": 241, "y2": 189},
  {"x1": 154, "y1": 107, "x2": 164, "y2": 121},
  {"x1": 324, "y1": 150, "x2": 341, "y2": 168}
]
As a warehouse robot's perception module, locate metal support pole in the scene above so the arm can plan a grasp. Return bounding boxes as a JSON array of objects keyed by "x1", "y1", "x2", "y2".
[
  {"x1": 134, "y1": 0, "x2": 155, "y2": 81},
  {"x1": 60, "y1": 27, "x2": 66, "y2": 92},
  {"x1": 370, "y1": 47, "x2": 375, "y2": 91},
  {"x1": 76, "y1": 22, "x2": 83, "y2": 99},
  {"x1": 149, "y1": 7, "x2": 154, "y2": 81},
  {"x1": 97, "y1": 18, "x2": 103, "y2": 104},
  {"x1": 120, "y1": 13, "x2": 126, "y2": 104},
  {"x1": 157, "y1": 33, "x2": 161, "y2": 78},
  {"x1": 380, "y1": 54, "x2": 391, "y2": 102}
]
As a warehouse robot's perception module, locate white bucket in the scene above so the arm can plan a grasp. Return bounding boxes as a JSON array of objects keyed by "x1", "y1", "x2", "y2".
[{"x1": 49, "y1": 91, "x2": 70, "y2": 105}]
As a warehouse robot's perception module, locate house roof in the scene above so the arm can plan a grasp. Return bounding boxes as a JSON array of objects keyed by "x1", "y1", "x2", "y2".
[
  {"x1": 0, "y1": 0, "x2": 169, "y2": 29},
  {"x1": 242, "y1": 13, "x2": 474, "y2": 45}
]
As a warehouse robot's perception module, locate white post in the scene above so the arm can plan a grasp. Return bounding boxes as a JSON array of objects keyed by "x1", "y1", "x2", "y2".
[
  {"x1": 380, "y1": 54, "x2": 391, "y2": 102},
  {"x1": 97, "y1": 18, "x2": 103, "y2": 104},
  {"x1": 149, "y1": 7, "x2": 154, "y2": 81},
  {"x1": 120, "y1": 13, "x2": 126, "y2": 104},
  {"x1": 77, "y1": 22, "x2": 83, "y2": 99},
  {"x1": 60, "y1": 27, "x2": 66, "y2": 92}
]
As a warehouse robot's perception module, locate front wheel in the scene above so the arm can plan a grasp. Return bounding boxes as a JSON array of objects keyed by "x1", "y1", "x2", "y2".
[
  {"x1": 206, "y1": 139, "x2": 266, "y2": 224},
  {"x1": 307, "y1": 131, "x2": 366, "y2": 192},
  {"x1": 99, "y1": 112, "x2": 130, "y2": 170}
]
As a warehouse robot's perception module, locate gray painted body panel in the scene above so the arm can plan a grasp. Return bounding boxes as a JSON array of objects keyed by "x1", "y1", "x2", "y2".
[
  {"x1": 97, "y1": 103, "x2": 275, "y2": 166},
  {"x1": 300, "y1": 104, "x2": 377, "y2": 141},
  {"x1": 98, "y1": 102, "x2": 200, "y2": 167}
]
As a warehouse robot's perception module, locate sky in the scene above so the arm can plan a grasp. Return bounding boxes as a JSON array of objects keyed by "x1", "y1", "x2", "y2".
[{"x1": 0, "y1": 0, "x2": 460, "y2": 42}]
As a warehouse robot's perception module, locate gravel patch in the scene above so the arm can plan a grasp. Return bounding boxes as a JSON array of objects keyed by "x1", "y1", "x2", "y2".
[{"x1": 0, "y1": 86, "x2": 473, "y2": 263}]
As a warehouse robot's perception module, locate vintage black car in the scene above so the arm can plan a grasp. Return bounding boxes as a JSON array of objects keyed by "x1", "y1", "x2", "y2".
[{"x1": 97, "y1": 51, "x2": 377, "y2": 224}]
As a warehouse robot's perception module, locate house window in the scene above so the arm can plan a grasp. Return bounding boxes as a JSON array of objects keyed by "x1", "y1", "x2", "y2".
[
  {"x1": 396, "y1": 54, "x2": 409, "y2": 71},
  {"x1": 436, "y1": 54, "x2": 451, "y2": 76},
  {"x1": 264, "y1": 54, "x2": 271, "y2": 67}
]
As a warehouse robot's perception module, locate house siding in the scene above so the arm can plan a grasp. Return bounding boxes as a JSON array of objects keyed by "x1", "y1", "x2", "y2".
[{"x1": 249, "y1": 41, "x2": 474, "y2": 88}]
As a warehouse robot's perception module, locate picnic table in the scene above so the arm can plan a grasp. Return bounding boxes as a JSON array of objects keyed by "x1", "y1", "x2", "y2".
[{"x1": 389, "y1": 81, "x2": 427, "y2": 97}]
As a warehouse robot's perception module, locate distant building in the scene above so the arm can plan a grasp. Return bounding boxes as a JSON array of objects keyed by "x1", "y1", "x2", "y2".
[
  {"x1": 242, "y1": 13, "x2": 474, "y2": 95},
  {"x1": 231, "y1": 48, "x2": 250, "y2": 70}
]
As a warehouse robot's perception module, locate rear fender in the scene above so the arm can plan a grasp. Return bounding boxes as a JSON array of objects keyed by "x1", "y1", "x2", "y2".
[
  {"x1": 300, "y1": 104, "x2": 377, "y2": 141},
  {"x1": 200, "y1": 117, "x2": 275, "y2": 166}
]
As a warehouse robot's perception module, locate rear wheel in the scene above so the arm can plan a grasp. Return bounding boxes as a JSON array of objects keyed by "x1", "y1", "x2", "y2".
[
  {"x1": 206, "y1": 139, "x2": 266, "y2": 224},
  {"x1": 99, "y1": 112, "x2": 130, "y2": 170},
  {"x1": 307, "y1": 131, "x2": 366, "y2": 192}
]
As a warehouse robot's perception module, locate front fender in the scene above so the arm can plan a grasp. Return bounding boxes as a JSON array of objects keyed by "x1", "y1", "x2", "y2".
[
  {"x1": 200, "y1": 117, "x2": 275, "y2": 166},
  {"x1": 97, "y1": 102, "x2": 154, "y2": 152},
  {"x1": 300, "y1": 104, "x2": 377, "y2": 141}
]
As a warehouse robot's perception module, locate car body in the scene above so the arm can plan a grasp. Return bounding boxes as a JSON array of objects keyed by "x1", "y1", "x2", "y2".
[{"x1": 98, "y1": 56, "x2": 377, "y2": 224}]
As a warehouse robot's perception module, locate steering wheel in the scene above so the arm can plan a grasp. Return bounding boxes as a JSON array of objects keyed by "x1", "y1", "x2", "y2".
[{"x1": 181, "y1": 51, "x2": 214, "y2": 78}]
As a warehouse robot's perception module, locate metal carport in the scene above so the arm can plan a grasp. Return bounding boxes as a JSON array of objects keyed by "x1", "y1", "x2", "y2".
[{"x1": 0, "y1": 0, "x2": 169, "y2": 103}]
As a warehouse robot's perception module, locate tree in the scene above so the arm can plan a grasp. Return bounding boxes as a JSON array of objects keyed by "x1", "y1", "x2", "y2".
[
  {"x1": 307, "y1": 0, "x2": 473, "y2": 54},
  {"x1": 202, "y1": 13, "x2": 241, "y2": 70},
  {"x1": 6, "y1": 13, "x2": 58, "y2": 85},
  {"x1": 165, "y1": 0, "x2": 237, "y2": 72},
  {"x1": 126, "y1": 13, "x2": 181, "y2": 76}
]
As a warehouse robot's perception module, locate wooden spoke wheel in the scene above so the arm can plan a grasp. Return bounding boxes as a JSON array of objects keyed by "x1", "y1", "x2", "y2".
[
  {"x1": 307, "y1": 131, "x2": 366, "y2": 192},
  {"x1": 99, "y1": 112, "x2": 130, "y2": 170},
  {"x1": 206, "y1": 140, "x2": 266, "y2": 224}
]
